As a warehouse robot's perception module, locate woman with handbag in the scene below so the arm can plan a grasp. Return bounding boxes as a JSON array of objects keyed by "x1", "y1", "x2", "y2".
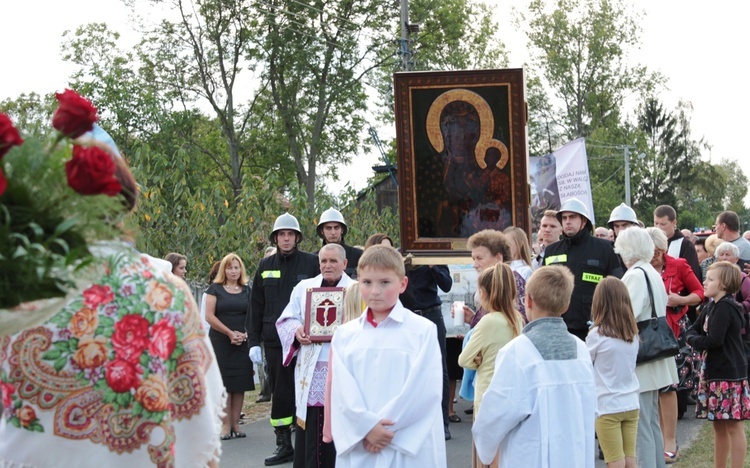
[
  {"x1": 684, "y1": 262, "x2": 750, "y2": 468},
  {"x1": 615, "y1": 227, "x2": 679, "y2": 468},
  {"x1": 647, "y1": 227, "x2": 704, "y2": 463}
]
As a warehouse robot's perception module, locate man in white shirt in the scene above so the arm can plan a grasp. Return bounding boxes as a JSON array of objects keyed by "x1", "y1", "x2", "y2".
[
  {"x1": 715, "y1": 211, "x2": 750, "y2": 262},
  {"x1": 532, "y1": 210, "x2": 563, "y2": 269}
]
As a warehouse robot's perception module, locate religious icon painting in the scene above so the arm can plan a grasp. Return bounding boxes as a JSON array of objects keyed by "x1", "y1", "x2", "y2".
[
  {"x1": 394, "y1": 69, "x2": 530, "y2": 257},
  {"x1": 304, "y1": 287, "x2": 347, "y2": 342}
]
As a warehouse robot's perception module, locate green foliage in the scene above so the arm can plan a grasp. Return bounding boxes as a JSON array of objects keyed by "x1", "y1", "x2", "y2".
[
  {"x1": 0, "y1": 93, "x2": 58, "y2": 140},
  {"x1": 370, "y1": 0, "x2": 508, "y2": 122},
  {"x1": 257, "y1": 0, "x2": 390, "y2": 206},
  {"x1": 0, "y1": 137, "x2": 122, "y2": 308},
  {"x1": 633, "y1": 98, "x2": 702, "y2": 210},
  {"x1": 524, "y1": 0, "x2": 661, "y2": 142},
  {"x1": 132, "y1": 163, "x2": 398, "y2": 282}
]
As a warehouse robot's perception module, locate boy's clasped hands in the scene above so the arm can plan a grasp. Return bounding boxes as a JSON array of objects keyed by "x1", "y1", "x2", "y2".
[{"x1": 363, "y1": 419, "x2": 395, "y2": 453}]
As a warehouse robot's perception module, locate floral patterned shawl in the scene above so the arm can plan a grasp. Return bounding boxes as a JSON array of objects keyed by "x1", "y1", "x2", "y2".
[{"x1": 0, "y1": 243, "x2": 224, "y2": 467}]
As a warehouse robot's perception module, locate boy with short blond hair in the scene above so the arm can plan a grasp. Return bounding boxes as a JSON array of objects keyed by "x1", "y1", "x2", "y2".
[
  {"x1": 329, "y1": 245, "x2": 446, "y2": 467},
  {"x1": 472, "y1": 265, "x2": 596, "y2": 468}
]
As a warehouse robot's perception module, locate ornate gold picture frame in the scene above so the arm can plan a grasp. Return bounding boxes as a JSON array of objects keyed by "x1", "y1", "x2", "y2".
[
  {"x1": 394, "y1": 69, "x2": 529, "y2": 256},
  {"x1": 303, "y1": 287, "x2": 346, "y2": 342}
]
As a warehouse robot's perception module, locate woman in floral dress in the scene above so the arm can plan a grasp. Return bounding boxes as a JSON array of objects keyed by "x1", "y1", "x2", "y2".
[{"x1": 685, "y1": 261, "x2": 750, "y2": 468}]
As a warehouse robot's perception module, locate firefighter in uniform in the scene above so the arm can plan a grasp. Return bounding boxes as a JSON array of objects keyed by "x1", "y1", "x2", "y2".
[
  {"x1": 544, "y1": 198, "x2": 624, "y2": 340},
  {"x1": 316, "y1": 207, "x2": 362, "y2": 278},
  {"x1": 248, "y1": 213, "x2": 320, "y2": 465}
]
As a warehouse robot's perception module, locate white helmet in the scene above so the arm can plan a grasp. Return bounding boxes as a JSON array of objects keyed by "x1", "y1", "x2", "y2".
[
  {"x1": 317, "y1": 207, "x2": 347, "y2": 238},
  {"x1": 270, "y1": 213, "x2": 302, "y2": 243},
  {"x1": 556, "y1": 198, "x2": 593, "y2": 232},
  {"x1": 607, "y1": 203, "x2": 638, "y2": 229}
]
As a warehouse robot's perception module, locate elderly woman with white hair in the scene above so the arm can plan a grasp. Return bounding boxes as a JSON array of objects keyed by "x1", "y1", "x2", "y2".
[
  {"x1": 715, "y1": 242, "x2": 750, "y2": 312},
  {"x1": 647, "y1": 227, "x2": 704, "y2": 463},
  {"x1": 615, "y1": 227, "x2": 679, "y2": 468}
]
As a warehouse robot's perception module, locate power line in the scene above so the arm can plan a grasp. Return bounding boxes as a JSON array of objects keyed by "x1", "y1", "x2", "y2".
[{"x1": 591, "y1": 166, "x2": 623, "y2": 192}]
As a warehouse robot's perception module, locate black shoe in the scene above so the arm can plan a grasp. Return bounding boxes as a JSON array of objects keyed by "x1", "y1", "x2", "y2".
[
  {"x1": 464, "y1": 406, "x2": 473, "y2": 415},
  {"x1": 444, "y1": 426, "x2": 451, "y2": 441},
  {"x1": 256, "y1": 394, "x2": 271, "y2": 403}
]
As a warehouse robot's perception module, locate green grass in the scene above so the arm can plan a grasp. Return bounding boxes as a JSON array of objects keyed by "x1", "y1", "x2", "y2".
[{"x1": 674, "y1": 421, "x2": 750, "y2": 467}]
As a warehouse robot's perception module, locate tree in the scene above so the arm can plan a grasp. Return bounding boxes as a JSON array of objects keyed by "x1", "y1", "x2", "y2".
[
  {"x1": 0, "y1": 93, "x2": 56, "y2": 139},
  {"x1": 633, "y1": 98, "x2": 704, "y2": 210},
  {"x1": 522, "y1": 0, "x2": 661, "y2": 147},
  {"x1": 716, "y1": 158, "x2": 749, "y2": 214},
  {"x1": 61, "y1": 23, "x2": 166, "y2": 156},
  {"x1": 256, "y1": 0, "x2": 396, "y2": 210},
  {"x1": 136, "y1": 0, "x2": 271, "y2": 200},
  {"x1": 369, "y1": 0, "x2": 508, "y2": 123}
]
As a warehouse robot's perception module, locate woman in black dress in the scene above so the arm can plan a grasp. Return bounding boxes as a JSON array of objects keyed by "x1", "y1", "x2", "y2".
[{"x1": 204, "y1": 253, "x2": 254, "y2": 439}]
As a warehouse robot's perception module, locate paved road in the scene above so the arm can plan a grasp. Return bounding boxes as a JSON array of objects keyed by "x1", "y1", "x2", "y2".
[{"x1": 219, "y1": 397, "x2": 704, "y2": 467}]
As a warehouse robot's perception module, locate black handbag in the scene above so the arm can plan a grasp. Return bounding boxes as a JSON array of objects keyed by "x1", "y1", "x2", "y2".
[{"x1": 635, "y1": 267, "x2": 680, "y2": 364}]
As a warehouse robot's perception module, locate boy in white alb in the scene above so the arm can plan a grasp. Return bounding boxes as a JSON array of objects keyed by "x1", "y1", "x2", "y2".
[
  {"x1": 472, "y1": 266, "x2": 596, "y2": 468},
  {"x1": 329, "y1": 245, "x2": 447, "y2": 467}
]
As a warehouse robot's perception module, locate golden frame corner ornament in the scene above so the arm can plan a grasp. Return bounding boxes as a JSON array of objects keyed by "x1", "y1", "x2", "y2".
[
  {"x1": 303, "y1": 287, "x2": 347, "y2": 343},
  {"x1": 394, "y1": 69, "x2": 530, "y2": 256}
]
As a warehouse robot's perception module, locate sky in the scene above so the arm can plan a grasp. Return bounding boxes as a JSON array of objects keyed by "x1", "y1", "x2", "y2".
[{"x1": 3, "y1": 0, "x2": 749, "y2": 204}]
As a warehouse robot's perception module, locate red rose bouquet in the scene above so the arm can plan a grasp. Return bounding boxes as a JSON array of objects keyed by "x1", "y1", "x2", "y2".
[{"x1": 0, "y1": 89, "x2": 125, "y2": 310}]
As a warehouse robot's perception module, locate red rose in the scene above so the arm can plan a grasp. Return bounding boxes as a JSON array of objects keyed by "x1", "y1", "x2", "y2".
[
  {"x1": 0, "y1": 167, "x2": 6, "y2": 197},
  {"x1": 149, "y1": 319, "x2": 177, "y2": 360},
  {"x1": 105, "y1": 359, "x2": 141, "y2": 393},
  {"x1": 111, "y1": 314, "x2": 150, "y2": 363},
  {"x1": 82, "y1": 284, "x2": 115, "y2": 309},
  {"x1": 0, "y1": 113, "x2": 24, "y2": 160},
  {"x1": 65, "y1": 146, "x2": 122, "y2": 196},
  {"x1": 52, "y1": 89, "x2": 98, "y2": 138},
  {"x1": 0, "y1": 381, "x2": 15, "y2": 409}
]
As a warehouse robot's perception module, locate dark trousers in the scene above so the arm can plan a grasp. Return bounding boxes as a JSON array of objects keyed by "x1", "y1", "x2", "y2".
[
  {"x1": 265, "y1": 346, "x2": 296, "y2": 426},
  {"x1": 293, "y1": 406, "x2": 335, "y2": 468},
  {"x1": 415, "y1": 306, "x2": 449, "y2": 428}
]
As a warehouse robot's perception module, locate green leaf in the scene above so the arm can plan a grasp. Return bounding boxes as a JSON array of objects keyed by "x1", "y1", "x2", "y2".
[
  {"x1": 132, "y1": 401, "x2": 143, "y2": 416},
  {"x1": 9, "y1": 417, "x2": 20, "y2": 428},
  {"x1": 54, "y1": 341, "x2": 70, "y2": 352},
  {"x1": 103, "y1": 388, "x2": 117, "y2": 404},
  {"x1": 32, "y1": 422, "x2": 44, "y2": 433},
  {"x1": 116, "y1": 392, "x2": 132, "y2": 408},
  {"x1": 53, "y1": 218, "x2": 78, "y2": 237},
  {"x1": 53, "y1": 356, "x2": 68, "y2": 373},
  {"x1": 41, "y1": 349, "x2": 62, "y2": 360},
  {"x1": 99, "y1": 316, "x2": 115, "y2": 328}
]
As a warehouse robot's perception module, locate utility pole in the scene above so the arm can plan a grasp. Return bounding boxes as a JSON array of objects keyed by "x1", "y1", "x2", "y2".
[
  {"x1": 624, "y1": 146, "x2": 631, "y2": 207},
  {"x1": 400, "y1": 0, "x2": 412, "y2": 71}
]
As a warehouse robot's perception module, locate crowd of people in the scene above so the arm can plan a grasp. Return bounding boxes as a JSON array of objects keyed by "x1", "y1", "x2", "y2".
[
  {"x1": 170, "y1": 202, "x2": 750, "y2": 468},
  {"x1": 3, "y1": 189, "x2": 750, "y2": 468}
]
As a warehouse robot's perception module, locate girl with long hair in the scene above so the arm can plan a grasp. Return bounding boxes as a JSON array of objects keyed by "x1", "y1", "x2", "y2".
[
  {"x1": 587, "y1": 277, "x2": 640, "y2": 468},
  {"x1": 459, "y1": 263, "x2": 524, "y2": 468}
]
